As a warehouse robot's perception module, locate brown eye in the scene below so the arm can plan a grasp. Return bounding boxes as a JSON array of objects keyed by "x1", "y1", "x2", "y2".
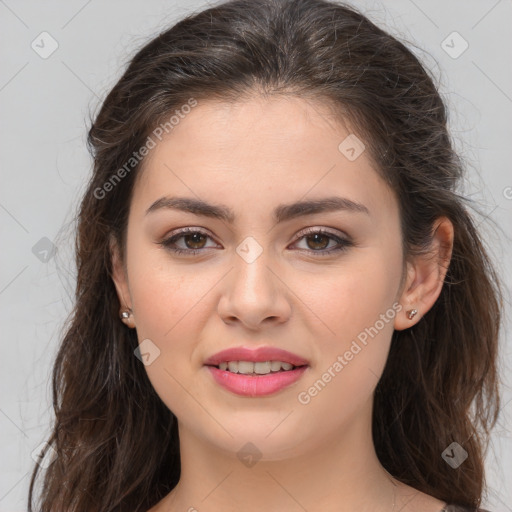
[
  {"x1": 304, "y1": 233, "x2": 331, "y2": 251},
  {"x1": 160, "y1": 228, "x2": 218, "y2": 256},
  {"x1": 291, "y1": 228, "x2": 353, "y2": 257},
  {"x1": 182, "y1": 232, "x2": 208, "y2": 250}
]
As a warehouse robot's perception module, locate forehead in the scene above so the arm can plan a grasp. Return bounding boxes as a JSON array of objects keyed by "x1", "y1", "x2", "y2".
[{"x1": 131, "y1": 95, "x2": 397, "y2": 223}]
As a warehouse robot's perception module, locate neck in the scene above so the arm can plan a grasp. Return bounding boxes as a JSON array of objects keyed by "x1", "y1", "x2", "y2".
[{"x1": 164, "y1": 400, "x2": 399, "y2": 512}]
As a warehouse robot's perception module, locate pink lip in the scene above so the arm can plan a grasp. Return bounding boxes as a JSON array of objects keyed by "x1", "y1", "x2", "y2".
[
  {"x1": 203, "y1": 346, "x2": 310, "y2": 397},
  {"x1": 203, "y1": 346, "x2": 309, "y2": 367},
  {"x1": 206, "y1": 366, "x2": 309, "y2": 397}
]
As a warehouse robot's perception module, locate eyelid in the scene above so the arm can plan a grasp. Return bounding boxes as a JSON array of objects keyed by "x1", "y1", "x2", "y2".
[
  {"x1": 289, "y1": 227, "x2": 352, "y2": 256},
  {"x1": 163, "y1": 226, "x2": 219, "y2": 245},
  {"x1": 294, "y1": 225, "x2": 349, "y2": 240},
  {"x1": 162, "y1": 226, "x2": 216, "y2": 240},
  {"x1": 162, "y1": 225, "x2": 349, "y2": 242},
  {"x1": 159, "y1": 225, "x2": 353, "y2": 256}
]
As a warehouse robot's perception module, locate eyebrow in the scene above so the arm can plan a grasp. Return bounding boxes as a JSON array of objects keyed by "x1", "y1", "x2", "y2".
[{"x1": 145, "y1": 195, "x2": 370, "y2": 224}]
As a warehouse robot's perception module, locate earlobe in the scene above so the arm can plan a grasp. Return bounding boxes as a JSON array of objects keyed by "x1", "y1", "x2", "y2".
[
  {"x1": 119, "y1": 306, "x2": 136, "y2": 328},
  {"x1": 394, "y1": 261, "x2": 419, "y2": 331},
  {"x1": 110, "y1": 236, "x2": 136, "y2": 328},
  {"x1": 394, "y1": 217, "x2": 454, "y2": 331}
]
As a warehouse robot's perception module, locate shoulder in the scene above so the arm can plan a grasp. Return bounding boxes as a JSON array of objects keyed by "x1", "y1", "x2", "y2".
[{"x1": 441, "y1": 505, "x2": 492, "y2": 512}]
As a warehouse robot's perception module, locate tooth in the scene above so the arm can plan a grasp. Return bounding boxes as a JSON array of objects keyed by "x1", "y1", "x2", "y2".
[
  {"x1": 254, "y1": 361, "x2": 271, "y2": 374},
  {"x1": 220, "y1": 360, "x2": 297, "y2": 374},
  {"x1": 227, "y1": 361, "x2": 239, "y2": 373},
  {"x1": 237, "y1": 361, "x2": 255, "y2": 374},
  {"x1": 270, "y1": 361, "x2": 282, "y2": 372}
]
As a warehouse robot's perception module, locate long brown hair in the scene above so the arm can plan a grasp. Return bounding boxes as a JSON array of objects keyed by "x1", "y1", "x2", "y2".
[{"x1": 28, "y1": 0, "x2": 503, "y2": 510}]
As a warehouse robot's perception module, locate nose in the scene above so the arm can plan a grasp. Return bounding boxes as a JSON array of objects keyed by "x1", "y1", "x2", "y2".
[{"x1": 217, "y1": 248, "x2": 292, "y2": 330}]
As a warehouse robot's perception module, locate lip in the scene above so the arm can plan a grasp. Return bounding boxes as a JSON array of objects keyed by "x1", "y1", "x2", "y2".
[
  {"x1": 203, "y1": 346, "x2": 310, "y2": 397},
  {"x1": 203, "y1": 346, "x2": 310, "y2": 367},
  {"x1": 206, "y1": 366, "x2": 309, "y2": 397}
]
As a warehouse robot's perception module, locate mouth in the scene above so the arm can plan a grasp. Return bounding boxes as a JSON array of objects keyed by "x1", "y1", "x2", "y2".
[
  {"x1": 204, "y1": 345, "x2": 309, "y2": 368},
  {"x1": 203, "y1": 346, "x2": 310, "y2": 397},
  {"x1": 207, "y1": 360, "x2": 307, "y2": 375}
]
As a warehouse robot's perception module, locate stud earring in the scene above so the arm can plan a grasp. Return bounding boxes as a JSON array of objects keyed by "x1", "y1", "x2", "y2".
[
  {"x1": 120, "y1": 308, "x2": 132, "y2": 319},
  {"x1": 406, "y1": 308, "x2": 418, "y2": 320},
  {"x1": 119, "y1": 307, "x2": 134, "y2": 327}
]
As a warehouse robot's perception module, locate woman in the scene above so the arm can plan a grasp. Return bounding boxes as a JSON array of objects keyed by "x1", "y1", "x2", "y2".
[{"x1": 28, "y1": 0, "x2": 503, "y2": 511}]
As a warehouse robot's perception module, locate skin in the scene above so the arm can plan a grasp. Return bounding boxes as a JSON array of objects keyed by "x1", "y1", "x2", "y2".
[{"x1": 111, "y1": 95, "x2": 454, "y2": 512}]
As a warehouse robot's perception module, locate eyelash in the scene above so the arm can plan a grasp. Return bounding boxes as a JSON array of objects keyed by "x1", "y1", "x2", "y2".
[{"x1": 159, "y1": 226, "x2": 353, "y2": 257}]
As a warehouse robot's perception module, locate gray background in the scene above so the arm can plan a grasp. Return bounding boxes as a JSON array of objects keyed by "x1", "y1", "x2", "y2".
[{"x1": 1, "y1": 0, "x2": 511, "y2": 510}]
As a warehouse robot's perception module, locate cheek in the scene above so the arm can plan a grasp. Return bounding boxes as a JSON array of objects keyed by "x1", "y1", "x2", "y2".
[
  {"x1": 307, "y1": 246, "x2": 401, "y2": 350},
  {"x1": 131, "y1": 270, "x2": 186, "y2": 338},
  {"x1": 127, "y1": 241, "x2": 209, "y2": 340},
  {"x1": 126, "y1": 253, "x2": 212, "y2": 420},
  {"x1": 296, "y1": 247, "x2": 401, "y2": 411}
]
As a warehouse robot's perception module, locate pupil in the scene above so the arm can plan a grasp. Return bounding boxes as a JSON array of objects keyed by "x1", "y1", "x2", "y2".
[
  {"x1": 307, "y1": 233, "x2": 328, "y2": 250},
  {"x1": 186, "y1": 233, "x2": 206, "y2": 249}
]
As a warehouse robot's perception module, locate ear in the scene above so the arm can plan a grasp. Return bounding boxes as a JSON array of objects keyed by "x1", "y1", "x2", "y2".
[
  {"x1": 394, "y1": 217, "x2": 454, "y2": 331},
  {"x1": 110, "y1": 236, "x2": 136, "y2": 328}
]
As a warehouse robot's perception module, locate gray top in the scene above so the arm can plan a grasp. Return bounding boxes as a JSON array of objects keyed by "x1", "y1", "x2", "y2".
[{"x1": 441, "y1": 506, "x2": 491, "y2": 512}]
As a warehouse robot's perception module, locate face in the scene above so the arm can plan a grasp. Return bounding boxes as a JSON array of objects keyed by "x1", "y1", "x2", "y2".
[{"x1": 112, "y1": 95, "x2": 408, "y2": 460}]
